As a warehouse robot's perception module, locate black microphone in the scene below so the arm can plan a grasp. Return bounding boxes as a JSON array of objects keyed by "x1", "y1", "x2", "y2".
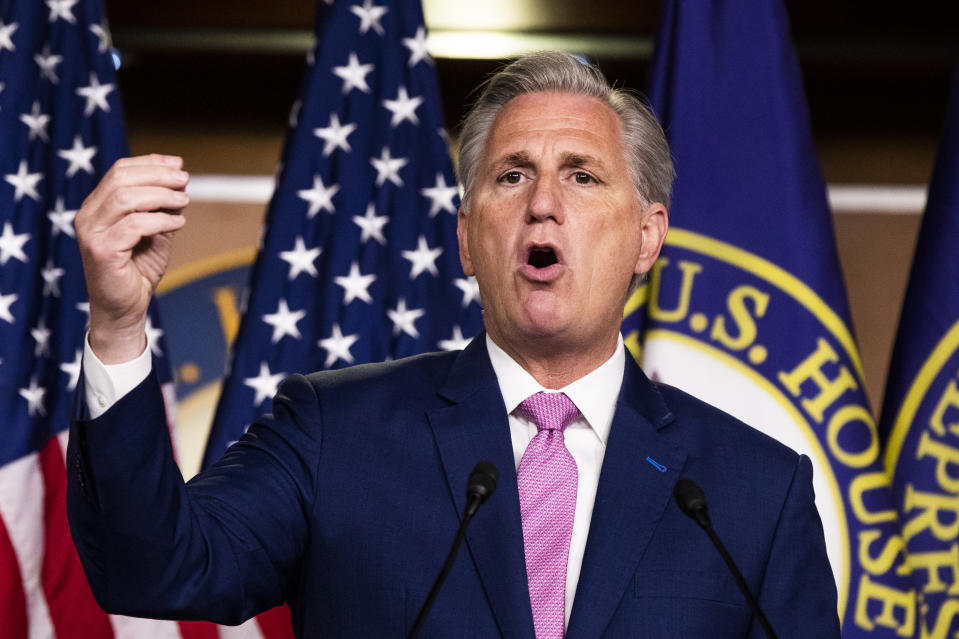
[
  {"x1": 407, "y1": 462, "x2": 499, "y2": 639},
  {"x1": 464, "y1": 461, "x2": 499, "y2": 517},
  {"x1": 673, "y1": 479, "x2": 780, "y2": 639}
]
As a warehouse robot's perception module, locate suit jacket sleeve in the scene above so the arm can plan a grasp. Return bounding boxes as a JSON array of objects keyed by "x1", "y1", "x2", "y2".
[
  {"x1": 67, "y1": 369, "x2": 321, "y2": 624},
  {"x1": 750, "y1": 454, "x2": 840, "y2": 638}
]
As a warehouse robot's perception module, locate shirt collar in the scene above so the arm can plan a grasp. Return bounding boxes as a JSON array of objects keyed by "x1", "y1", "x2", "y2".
[{"x1": 485, "y1": 333, "x2": 625, "y2": 446}]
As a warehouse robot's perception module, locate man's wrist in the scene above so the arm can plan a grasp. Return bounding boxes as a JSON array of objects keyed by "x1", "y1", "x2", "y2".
[{"x1": 88, "y1": 319, "x2": 148, "y2": 365}]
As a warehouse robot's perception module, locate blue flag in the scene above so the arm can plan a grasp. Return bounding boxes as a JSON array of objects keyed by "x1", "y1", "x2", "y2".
[
  {"x1": 628, "y1": 1, "x2": 916, "y2": 635},
  {"x1": 205, "y1": 0, "x2": 482, "y2": 467},
  {"x1": 0, "y1": 0, "x2": 175, "y2": 634},
  {"x1": 879, "y1": 64, "x2": 959, "y2": 637}
]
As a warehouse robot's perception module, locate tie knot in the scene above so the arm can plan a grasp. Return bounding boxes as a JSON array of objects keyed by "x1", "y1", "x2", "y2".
[{"x1": 516, "y1": 392, "x2": 580, "y2": 433}]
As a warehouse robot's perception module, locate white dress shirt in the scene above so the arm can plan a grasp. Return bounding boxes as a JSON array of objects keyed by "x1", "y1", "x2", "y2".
[
  {"x1": 83, "y1": 334, "x2": 152, "y2": 420},
  {"x1": 485, "y1": 334, "x2": 624, "y2": 629},
  {"x1": 83, "y1": 332, "x2": 626, "y2": 628}
]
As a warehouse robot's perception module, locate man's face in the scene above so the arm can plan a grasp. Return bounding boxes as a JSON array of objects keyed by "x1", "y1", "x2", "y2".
[{"x1": 458, "y1": 91, "x2": 667, "y2": 358}]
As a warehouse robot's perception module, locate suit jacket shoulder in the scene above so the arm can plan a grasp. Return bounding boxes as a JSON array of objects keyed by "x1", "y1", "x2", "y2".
[{"x1": 653, "y1": 376, "x2": 800, "y2": 468}]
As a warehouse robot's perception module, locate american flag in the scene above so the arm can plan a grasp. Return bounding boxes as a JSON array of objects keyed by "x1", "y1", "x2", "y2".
[
  {"x1": 0, "y1": 0, "x2": 182, "y2": 636},
  {"x1": 206, "y1": 0, "x2": 482, "y2": 467}
]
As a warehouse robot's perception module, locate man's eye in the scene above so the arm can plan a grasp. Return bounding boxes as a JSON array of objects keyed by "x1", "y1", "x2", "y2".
[
  {"x1": 573, "y1": 171, "x2": 595, "y2": 185},
  {"x1": 499, "y1": 171, "x2": 523, "y2": 184}
]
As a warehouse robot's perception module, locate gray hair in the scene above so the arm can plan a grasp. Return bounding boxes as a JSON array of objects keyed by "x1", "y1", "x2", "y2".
[{"x1": 457, "y1": 51, "x2": 675, "y2": 215}]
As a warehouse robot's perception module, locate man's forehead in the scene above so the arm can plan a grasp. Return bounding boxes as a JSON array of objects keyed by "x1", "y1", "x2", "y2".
[
  {"x1": 491, "y1": 91, "x2": 618, "y2": 129},
  {"x1": 482, "y1": 92, "x2": 625, "y2": 167}
]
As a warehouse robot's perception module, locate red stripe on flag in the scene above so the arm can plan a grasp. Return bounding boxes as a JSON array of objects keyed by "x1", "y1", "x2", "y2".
[
  {"x1": 177, "y1": 620, "x2": 220, "y2": 639},
  {"x1": 0, "y1": 511, "x2": 29, "y2": 639},
  {"x1": 39, "y1": 435, "x2": 115, "y2": 639},
  {"x1": 256, "y1": 605, "x2": 295, "y2": 639}
]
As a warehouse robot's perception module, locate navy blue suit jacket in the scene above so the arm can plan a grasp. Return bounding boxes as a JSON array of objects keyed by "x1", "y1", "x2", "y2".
[{"x1": 67, "y1": 336, "x2": 839, "y2": 637}]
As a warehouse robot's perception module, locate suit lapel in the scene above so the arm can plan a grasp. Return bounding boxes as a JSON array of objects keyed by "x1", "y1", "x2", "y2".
[
  {"x1": 426, "y1": 336, "x2": 536, "y2": 639},
  {"x1": 566, "y1": 353, "x2": 688, "y2": 639}
]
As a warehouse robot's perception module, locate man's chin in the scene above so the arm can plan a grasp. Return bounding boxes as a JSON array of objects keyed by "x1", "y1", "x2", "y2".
[
  {"x1": 513, "y1": 315, "x2": 577, "y2": 347},
  {"x1": 514, "y1": 300, "x2": 569, "y2": 334}
]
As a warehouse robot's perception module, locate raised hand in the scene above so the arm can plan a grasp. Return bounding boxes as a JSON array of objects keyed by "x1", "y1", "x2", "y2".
[{"x1": 75, "y1": 155, "x2": 190, "y2": 364}]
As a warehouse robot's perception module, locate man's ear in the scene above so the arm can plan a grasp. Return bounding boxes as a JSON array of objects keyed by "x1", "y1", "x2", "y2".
[
  {"x1": 457, "y1": 209, "x2": 475, "y2": 276},
  {"x1": 634, "y1": 202, "x2": 669, "y2": 276}
]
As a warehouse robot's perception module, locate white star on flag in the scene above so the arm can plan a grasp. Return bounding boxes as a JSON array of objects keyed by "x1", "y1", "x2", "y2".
[
  {"x1": 262, "y1": 298, "x2": 306, "y2": 343},
  {"x1": 244, "y1": 362, "x2": 286, "y2": 406},
  {"x1": 60, "y1": 349, "x2": 83, "y2": 392},
  {"x1": 34, "y1": 47, "x2": 63, "y2": 83},
  {"x1": 145, "y1": 316, "x2": 164, "y2": 356},
  {"x1": 46, "y1": 0, "x2": 78, "y2": 24},
  {"x1": 402, "y1": 236, "x2": 442, "y2": 279},
  {"x1": 76, "y1": 72, "x2": 115, "y2": 116},
  {"x1": 313, "y1": 113, "x2": 357, "y2": 156},
  {"x1": 4, "y1": 160, "x2": 43, "y2": 202},
  {"x1": 31, "y1": 318, "x2": 51, "y2": 357},
  {"x1": 318, "y1": 324, "x2": 360, "y2": 367},
  {"x1": 0, "y1": 292, "x2": 17, "y2": 324},
  {"x1": 297, "y1": 174, "x2": 339, "y2": 217},
  {"x1": 0, "y1": 221, "x2": 30, "y2": 265},
  {"x1": 0, "y1": 20, "x2": 17, "y2": 53},
  {"x1": 334, "y1": 262, "x2": 376, "y2": 304},
  {"x1": 383, "y1": 86, "x2": 423, "y2": 127},
  {"x1": 370, "y1": 147, "x2": 408, "y2": 187},
  {"x1": 387, "y1": 298, "x2": 425, "y2": 338},
  {"x1": 41, "y1": 260, "x2": 65, "y2": 297},
  {"x1": 438, "y1": 326, "x2": 472, "y2": 351},
  {"x1": 19, "y1": 101, "x2": 51, "y2": 141},
  {"x1": 332, "y1": 52, "x2": 374, "y2": 94},
  {"x1": 454, "y1": 277, "x2": 481, "y2": 307},
  {"x1": 420, "y1": 173, "x2": 459, "y2": 217},
  {"x1": 352, "y1": 204, "x2": 389, "y2": 245},
  {"x1": 57, "y1": 135, "x2": 97, "y2": 178},
  {"x1": 402, "y1": 27, "x2": 432, "y2": 67},
  {"x1": 350, "y1": 0, "x2": 389, "y2": 35},
  {"x1": 47, "y1": 198, "x2": 77, "y2": 237},
  {"x1": 89, "y1": 23, "x2": 109, "y2": 53},
  {"x1": 18, "y1": 377, "x2": 47, "y2": 417},
  {"x1": 279, "y1": 236, "x2": 321, "y2": 280}
]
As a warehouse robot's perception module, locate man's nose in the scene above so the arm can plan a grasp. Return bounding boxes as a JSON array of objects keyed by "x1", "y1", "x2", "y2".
[{"x1": 526, "y1": 174, "x2": 565, "y2": 224}]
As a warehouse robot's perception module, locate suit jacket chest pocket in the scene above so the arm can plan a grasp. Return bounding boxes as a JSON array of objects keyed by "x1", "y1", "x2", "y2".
[{"x1": 602, "y1": 570, "x2": 751, "y2": 638}]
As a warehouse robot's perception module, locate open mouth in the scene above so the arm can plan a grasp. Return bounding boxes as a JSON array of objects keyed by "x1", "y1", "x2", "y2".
[{"x1": 527, "y1": 246, "x2": 559, "y2": 269}]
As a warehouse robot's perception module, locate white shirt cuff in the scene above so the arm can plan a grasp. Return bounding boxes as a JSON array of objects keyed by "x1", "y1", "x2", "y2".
[{"x1": 82, "y1": 332, "x2": 153, "y2": 420}]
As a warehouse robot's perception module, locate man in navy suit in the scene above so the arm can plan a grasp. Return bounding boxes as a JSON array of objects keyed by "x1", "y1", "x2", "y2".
[{"x1": 68, "y1": 52, "x2": 840, "y2": 637}]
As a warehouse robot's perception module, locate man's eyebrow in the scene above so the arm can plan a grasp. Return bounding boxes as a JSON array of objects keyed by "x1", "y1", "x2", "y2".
[
  {"x1": 561, "y1": 152, "x2": 605, "y2": 169},
  {"x1": 492, "y1": 151, "x2": 532, "y2": 168},
  {"x1": 487, "y1": 151, "x2": 607, "y2": 172}
]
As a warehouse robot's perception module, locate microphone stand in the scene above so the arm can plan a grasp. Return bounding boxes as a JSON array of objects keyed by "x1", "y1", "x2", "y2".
[
  {"x1": 674, "y1": 479, "x2": 779, "y2": 639},
  {"x1": 407, "y1": 462, "x2": 498, "y2": 639}
]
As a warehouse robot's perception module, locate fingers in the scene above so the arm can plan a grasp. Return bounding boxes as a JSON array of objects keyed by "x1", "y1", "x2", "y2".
[
  {"x1": 114, "y1": 154, "x2": 183, "y2": 170},
  {"x1": 91, "y1": 185, "x2": 189, "y2": 231},
  {"x1": 80, "y1": 155, "x2": 189, "y2": 221},
  {"x1": 108, "y1": 211, "x2": 187, "y2": 254}
]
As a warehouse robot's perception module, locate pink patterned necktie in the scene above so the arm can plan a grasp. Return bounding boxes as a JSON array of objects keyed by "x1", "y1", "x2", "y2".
[{"x1": 516, "y1": 392, "x2": 580, "y2": 639}]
